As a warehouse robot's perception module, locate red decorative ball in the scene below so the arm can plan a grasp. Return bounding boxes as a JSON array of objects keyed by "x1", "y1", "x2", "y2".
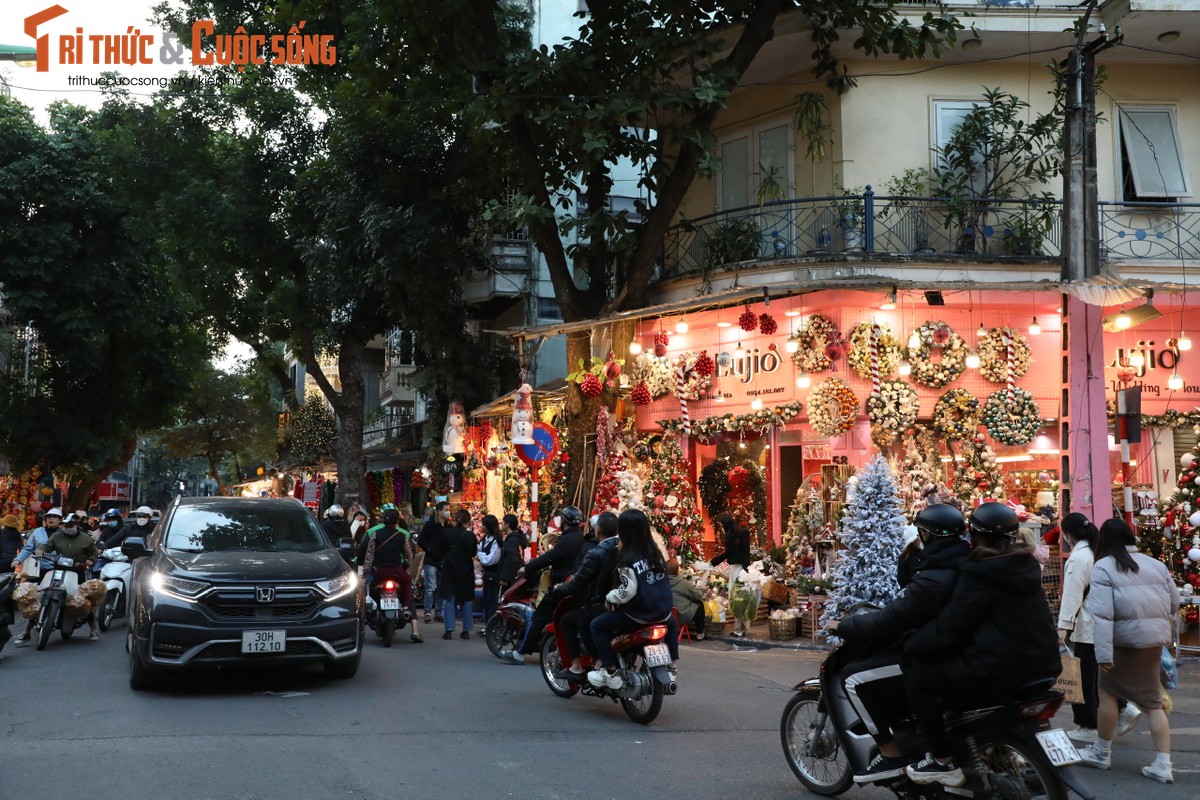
[
  {"x1": 560, "y1": 452, "x2": 570, "y2": 463},
  {"x1": 759, "y1": 314, "x2": 778, "y2": 336},
  {"x1": 1117, "y1": 369, "x2": 1135, "y2": 383},
  {"x1": 738, "y1": 307, "x2": 758, "y2": 332},
  {"x1": 693, "y1": 351, "x2": 715, "y2": 377},
  {"x1": 653, "y1": 331, "x2": 670, "y2": 348},
  {"x1": 40, "y1": 500, "x2": 52, "y2": 512},
  {"x1": 580, "y1": 373, "x2": 603, "y2": 397},
  {"x1": 824, "y1": 342, "x2": 844, "y2": 361},
  {"x1": 653, "y1": 343, "x2": 667, "y2": 358},
  {"x1": 630, "y1": 382, "x2": 652, "y2": 406},
  {"x1": 934, "y1": 326, "x2": 951, "y2": 344},
  {"x1": 609, "y1": 497, "x2": 620, "y2": 508}
]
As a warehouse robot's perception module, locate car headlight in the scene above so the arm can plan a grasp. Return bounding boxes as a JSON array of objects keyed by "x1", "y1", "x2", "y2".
[
  {"x1": 148, "y1": 571, "x2": 210, "y2": 602},
  {"x1": 315, "y1": 571, "x2": 358, "y2": 600}
]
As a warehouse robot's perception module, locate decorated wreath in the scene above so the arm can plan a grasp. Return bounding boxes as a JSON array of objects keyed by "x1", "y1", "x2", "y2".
[
  {"x1": 983, "y1": 388, "x2": 1042, "y2": 446},
  {"x1": 628, "y1": 353, "x2": 675, "y2": 399},
  {"x1": 848, "y1": 322, "x2": 901, "y2": 380},
  {"x1": 791, "y1": 314, "x2": 840, "y2": 374},
  {"x1": 674, "y1": 351, "x2": 714, "y2": 400},
  {"x1": 905, "y1": 321, "x2": 967, "y2": 388},
  {"x1": 866, "y1": 380, "x2": 919, "y2": 448},
  {"x1": 808, "y1": 377, "x2": 859, "y2": 437},
  {"x1": 932, "y1": 388, "x2": 982, "y2": 440},
  {"x1": 978, "y1": 327, "x2": 1032, "y2": 384}
]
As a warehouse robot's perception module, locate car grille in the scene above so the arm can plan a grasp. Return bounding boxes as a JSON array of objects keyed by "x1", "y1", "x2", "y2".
[{"x1": 200, "y1": 586, "x2": 322, "y2": 620}]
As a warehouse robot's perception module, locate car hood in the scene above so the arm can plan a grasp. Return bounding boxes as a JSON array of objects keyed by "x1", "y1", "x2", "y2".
[{"x1": 160, "y1": 549, "x2": 346, "y2": 582}]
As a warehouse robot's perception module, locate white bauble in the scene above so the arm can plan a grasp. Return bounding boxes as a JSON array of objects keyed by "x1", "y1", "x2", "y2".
[
  {"x1": 1190, "y1": 511, "x2": 1200, "y2": 528},
  {"x1": 1190, "y1": 547, "x2": 1200, "y2": 563},
  {"x1": 1185, "y1": 453, "x2": 1197, "y2": 469}
]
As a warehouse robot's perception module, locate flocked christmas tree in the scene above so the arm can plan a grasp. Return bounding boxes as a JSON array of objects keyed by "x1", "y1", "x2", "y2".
[
  {"x1": 953, "y1": 433, "x2": 1004, "y2": 508},
  {"x1": 289, "y1": 391, "x2": 337, "y2": 466},
  {"x1": 819, "y1": 453, "x2": 907, "y2": 641},
  {"x1": 1153, "y1": 434, "x2": 1200, "y2": 589},
  {"x1": 644, "y1": 436, "x2": 704, "y2": 564},
  {"x1": 783, "y1": 480, "x2": 823, "y2": 580}
]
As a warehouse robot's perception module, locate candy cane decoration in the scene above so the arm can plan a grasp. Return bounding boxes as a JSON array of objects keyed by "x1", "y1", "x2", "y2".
[
  {"x1": 870, "y1": 324, "x2": 882, "y2": 397},
  {"x1": 676, "y1": 362, "x2": 692, "y2": 435},
  {"x1": 1004, "y1": 328, "x2": 1016, "y2": 403}
]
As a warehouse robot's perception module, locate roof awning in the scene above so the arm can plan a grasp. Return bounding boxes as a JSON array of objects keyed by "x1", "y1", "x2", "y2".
[{"x1": 471, "y1": 378, "x2": 568, "y2": 419}]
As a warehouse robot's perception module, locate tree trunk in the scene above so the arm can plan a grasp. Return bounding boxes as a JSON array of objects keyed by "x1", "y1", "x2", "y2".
[
  {"x1": 208, "y1": 457, "x2": 226, "y2": 497},
  {"x1": 298, "y1": 334, "x2": 367, "y2": 511},
  {"x1": 65, "y1": 436, "x2": 138, "y2": 512}
]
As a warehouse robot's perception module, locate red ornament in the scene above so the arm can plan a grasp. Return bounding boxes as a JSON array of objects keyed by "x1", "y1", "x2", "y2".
[
  {"x1": 560, "y1": 452, "x2": 570, "y2": 463},
  {"x1": 630, "y1": 382, "x2": 652, "y2": 405},
  {"x1": 1117, "y1": 369, "x2": 1135, "y2": 383},
  {"x1": 653, "y1": 331, "x2": 670, "y2": 348},
  {"x1": 653, "y1": 342, "x2": 667, "y2": 358},
  {"x1": 609, "y1": 497, "x2": 620, "y2": 508},
  {"x1": 738, "y1": 307, "x2": 758, "y2": 332},
  {"x1": 934, "y1": 325, "x2": 951, "y2": 344},
  {"x1": 40, "y1": 500, "x2": 52, "y2": 512},
  {"x1": 824, "y1": 342, "x2": 844, "y2": 361},
  {"x1": 693, "y1": 351, "x2": 715, "y2": 378},
  {"x1": 580, "y1": 373, "x2": 603, "y2": 397},
  {"x1": 759, "y1": 313, "x2": 778, "y2": 335}
]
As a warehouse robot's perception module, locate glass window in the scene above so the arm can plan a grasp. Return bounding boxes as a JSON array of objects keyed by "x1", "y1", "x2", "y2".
[
  {"x1": 932, "y1": 100, "x2": 978, "y2": 165},
  {"x1": 757, "y1": 124, "x2": 789, "y2": 202},
  {"x1": 536, "y1": 296, "x2": 563, "y2": 320},
  {"x1": 165, "y1": 505, "x2": 328, "y2": 553},
  {"x1": 1119, "y1": 105, "x2": 1191, "y2": 199},
  {"x1": 719, "y1": 136, "x2": 750, "y2": 212}
]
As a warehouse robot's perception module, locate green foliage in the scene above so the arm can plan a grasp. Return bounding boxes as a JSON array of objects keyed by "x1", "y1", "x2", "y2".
[
  {"x1": 702, "y1": 218, "x2": 762, "y2": 271},
  {"x1": 832, "y1": 183, "x2": 867, "y2": 228},
  {"x1": 793, "y1": 92, "x2": 832, "y2": 162},
  {"x1": 289, "y1": 394, "x2": 337, "y2": 467}
]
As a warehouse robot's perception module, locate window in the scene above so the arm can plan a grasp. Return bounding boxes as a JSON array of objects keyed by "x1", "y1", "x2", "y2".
[
  {"x1": 385, "y1": 328, "x2": 416, "y2": 367},
  {"x1": 536, "y1": 296, "x2": 563, "y2": 321},
  {"x1": 1118, "y1": 105, "x2": 1191, "y2": 200},
  {"x1": 932, "y1": 100, "x2": 979, "y2": 165},
  {"x1": 717, "y1": 121, "x2": 792, "y2": 212}
]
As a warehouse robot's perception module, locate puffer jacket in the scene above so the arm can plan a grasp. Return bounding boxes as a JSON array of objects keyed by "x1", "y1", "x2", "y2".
[
  {"x1": 905, "y1": 547, "x2": 1060, "y2": 692},
  {"x1": 1090, "y1": 547, "x2": 1179, "y2": 664},
  {"x1": 1056, "y1": 540, "x2": 1095, "y2": 644},
  {"x1": 556, "y1": 536, "x2": 618, "y2": 600},
  {"x1": 838, "y1": 536, "x2": 969, "y2": 648}
]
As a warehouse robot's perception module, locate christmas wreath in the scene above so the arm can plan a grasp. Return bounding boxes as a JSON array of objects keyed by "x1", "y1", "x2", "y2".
[
  {"x1": 848, "y1": 321, "x2": 901, "y2": 380},
  {"x1": 866, "y1": 380, "x2": 919, "y2": 447},
  {"x1": 906, "y1": 321, "x2": 967, "y2": 388},
  {"x1": 978, "y1": 327, "x2": 1032, "y2": 384},
  {"x1": 932, "y1": 388, "x2": 982, "y2": 440},
  {"x1": 629, "y1": 353, "x2": 675, "y2": 399},
  {"x1": 983, "y1": 388, "x2": 1042, "y2": 446},
  {"x1": 791, "y1": 314, "x2": 839, "y2": 374},
  {"x1": 808, "y1": 377, "x2": 859, "y2": 437},
  {"x1": 674, "y1": 351, "x2": 714, "y2": 401}
]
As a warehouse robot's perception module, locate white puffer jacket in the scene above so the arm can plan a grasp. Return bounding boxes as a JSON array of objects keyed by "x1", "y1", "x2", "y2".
[
  {"x1": 1057, "y1": 540, "x2": 1095, "y2": 644},
  {"x1": 1089, "y1": 546, "x2": 1179, "y2": 664}
]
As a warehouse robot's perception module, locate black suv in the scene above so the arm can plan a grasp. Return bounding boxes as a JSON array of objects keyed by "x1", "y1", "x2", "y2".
[{"x1": 123, "y1": 496, "x2": 363, "y2": 689}]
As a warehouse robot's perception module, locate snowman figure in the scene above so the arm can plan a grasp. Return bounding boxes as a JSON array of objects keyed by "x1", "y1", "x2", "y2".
[
  {"x1": 442, "y1": 401, "x2": 467, "y2": 455},
  {"x1": 511, "y1": 383, "x2": 535, "y2": 445}
]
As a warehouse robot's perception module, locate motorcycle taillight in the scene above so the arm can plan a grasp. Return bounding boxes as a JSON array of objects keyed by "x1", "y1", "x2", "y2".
[
  {"x1": 382, "y1": 579, "x2": 398, "y2": 592},
  {"x1": 644, "y1": 626, "x2": 667, "y2": 641},
  {"x1": 1018, "y1": 695, "x2": 1065, "y2": 720}
]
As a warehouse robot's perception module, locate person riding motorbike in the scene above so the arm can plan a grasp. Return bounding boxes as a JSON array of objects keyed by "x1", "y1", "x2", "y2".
[
  {"x1": 321, "y1": 504, "x2": 352, "y2": 547},
  {"x1": 901, "y1": 502, "x2": 1061, "y2": 787},
  {"x1": 551, "y1": 511, "x2": 620, "y2": 683},
  {"x1": 826, "y1": 503, "x2": 971, "y2": 783},
  {"x1": 506, "y1": 506, "x2": 586, "y2": 664},
  {"x1": 11, "y1": 508, "x2": 63, "y2": 645},
  {"x1": 39, "y1": 513, "x2": 102, "y2": 641},
  {"x1": 356, "y1": 508, "x2": 422, "y2": 643},
  {"x1": 99, "y1": 505, "x2": 153, "y2": 550}
]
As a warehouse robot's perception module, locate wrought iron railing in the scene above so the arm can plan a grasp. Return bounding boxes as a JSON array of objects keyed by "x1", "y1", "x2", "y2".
[{"x1": 658, "y1": 189, "x2": 1200, "y2": 281}]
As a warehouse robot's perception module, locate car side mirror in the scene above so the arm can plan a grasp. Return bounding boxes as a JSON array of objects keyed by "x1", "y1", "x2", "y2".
[{"x1": 121, "y1": 537, "x2": 151, "y2": 560}]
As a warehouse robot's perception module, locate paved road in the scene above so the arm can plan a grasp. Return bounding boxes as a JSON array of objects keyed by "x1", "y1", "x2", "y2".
[{"x1": 1, "y1": 623, "x2": 1197, "y2": 799}]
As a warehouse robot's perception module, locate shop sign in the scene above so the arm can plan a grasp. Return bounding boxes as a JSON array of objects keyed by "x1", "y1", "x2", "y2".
[
  {"x1": 97, "y1": 480, "x2": 130, "y2": 501},
  {"x1": 1103, "y1": 322, "x2": 1193, "y2": 412}
]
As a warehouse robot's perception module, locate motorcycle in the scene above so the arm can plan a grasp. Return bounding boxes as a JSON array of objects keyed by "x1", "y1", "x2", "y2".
[
  {"x1": 363, "y1": 573, "x2": 412, "y2": 647},
  {"x1": 97, "y1": 547, "x2": 131, "y2": 631},
  {"x1": 0, "y1": 572, "x2": 17, "y2": 650},
  {"x1": 538, "y1": 594, "x2": 677, "y2": 725},
  {"x1": 34, "y1": 554, "x2": 88, "y2": 650},
  {"x1": 779, "y1": 625, "x2": 1095, "y2": 800},
  {"x1": 484, "y1": 576, "x2": 537, "y2": 659}
]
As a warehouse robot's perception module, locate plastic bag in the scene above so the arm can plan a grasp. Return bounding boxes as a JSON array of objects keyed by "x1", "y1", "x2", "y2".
[
  {"x1": 729, "y1": 579, "x2": 760, "y2": 624},
  {"x1": 1161, "y1": 646, "x2": 1178, "y2": 690}
]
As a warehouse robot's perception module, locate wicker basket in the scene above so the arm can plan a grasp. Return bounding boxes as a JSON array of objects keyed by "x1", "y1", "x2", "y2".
[
  {"x1": 769, "y1": 616, "x2": 797, "y2": 641},
  {"x1": 762, "y1": 580, "x2": 790, "y2": 605}
]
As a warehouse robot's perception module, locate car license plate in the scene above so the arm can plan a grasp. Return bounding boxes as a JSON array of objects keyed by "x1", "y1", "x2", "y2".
[
  {"x1": 1035, "y1": 729, "x2": 1080, "y2": 766},
  {"x1": 643, "y1": 643, "x2": 671, "y2": 667},
  {"x1": 380, "y1": 598, "x2": 400, "y2": 610},
  {"x1": 241, "y1": 630, "x2": 285, "y2": 654}
]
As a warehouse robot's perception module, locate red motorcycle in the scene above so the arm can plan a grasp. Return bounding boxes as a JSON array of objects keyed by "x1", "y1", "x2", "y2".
[
  {"x1": 484, "y1": 576, "x2": 537, "y2": 660},
  {"x1": 538, "y1": 594, "x2": 677, "y2": 725}
]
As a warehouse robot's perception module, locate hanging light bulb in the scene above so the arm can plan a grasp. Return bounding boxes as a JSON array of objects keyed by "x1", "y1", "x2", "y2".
[
  {"x1": 1114, "y1": 311, "x2": 1133, "y2": 330},
  {"x1": 879, "y1": 289, "x2": 897, "y2": 311},
  {"x1": 785, "y1": 338, "x2": 800, "y2": 353},
  {"x1": 715, "y1": 393, "x2": 725, "y2": 403},
  {"x1": 1128, "y1": 350, "x2": 1146, "y2": 368},
  {"x1": 898, "y1": 361, "x2": 912, "y2": 377},
  {"x1": 628, "y1": 340, "x2": 642, "y2": 355},
  {"x1": 1169, "y1": 373, "x2": 1185, "y2": 391},
  {"x1": 750, "y1": 398, "x2": 763, "y2": 410},
  {"x1": 976, "y1": 323, "x2": 987, "y2": 338},
  {"x1": 907, "y1": 331, "x2": 921, "y2": 351},
  {"x1": 675, "y1": 318, "x2": 688, "y2": 334},
  {"x1": 796, "y1": 375, "x2": 811, "y2": 389},
  {"x1": 1179, "y1": 332, "x2": 1193, "y2": 351},
  {"x1": 717, "y1": 319, "x2": 732, "y2": 328},
  {"x1": 733, "y1": 342, "x2": 745, "y2": 357},
  {"x1": 1028, "y1": 317, "x2": 1041, "y2": 336},
  {"x1": 965, "y1": 351, "x2": 981, "y2": 369}
]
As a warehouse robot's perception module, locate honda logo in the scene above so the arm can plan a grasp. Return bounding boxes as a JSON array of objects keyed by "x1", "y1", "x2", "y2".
[{"x1": 255, "y1": 587, "x2": 275, "y2": 603}]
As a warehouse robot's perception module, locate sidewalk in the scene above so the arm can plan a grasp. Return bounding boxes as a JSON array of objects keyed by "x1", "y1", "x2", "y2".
[{"x1": 705, "y1": 619, "x2": 826, "y2": 651}]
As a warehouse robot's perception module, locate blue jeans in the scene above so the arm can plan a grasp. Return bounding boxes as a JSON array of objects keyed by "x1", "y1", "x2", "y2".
[
  {"x1": 443, "y1": 598, "x2": 474, "y2": 633},
  {"x1": 422, "y1": 564, "x2": 439, "y2": 615}
]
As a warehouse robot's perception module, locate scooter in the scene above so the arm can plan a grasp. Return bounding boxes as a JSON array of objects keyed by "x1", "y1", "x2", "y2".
[
  {"x1": 538, "y1": 594, "x2": 677, "y2": 725},
  {"x1": 34, "y1": 554, "x2": 88, "y2": 650},
  {"x1": 779, "y1": 611, "x2": 1095, "y2": 800},
  {"x1": 484, "y1": 576, "x2": 536, "y2": 659},
  {"x1": 97, "y1": 547, "x2": 131, "y2": 631},
  {"x1": 363, "y1": 573, "x2": 412, "y2": 647},
  {"x1": 0, "y1": 572, "x2": 17, "y2": 651}
]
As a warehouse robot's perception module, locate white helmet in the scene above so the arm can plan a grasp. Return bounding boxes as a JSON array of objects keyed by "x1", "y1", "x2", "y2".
[
  {"x1": 135, "y1": 505, "x2": 152, "y2": 515},
  {"x1": 134, "y1": 505, "x2": 152, "y2": 527},
  {"x1": 44, "y1": 507, "x2": 63, "y2": 518},
  {"x1": 325, "y1": 504, "x2": 344, "y2": 519}
]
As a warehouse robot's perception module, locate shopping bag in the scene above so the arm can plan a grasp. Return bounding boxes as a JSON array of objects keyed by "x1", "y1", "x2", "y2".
[
  {"x1": 1161, "y1": 646, "x2": 1178, "y2": 690},
  {"x1": 1054, "y1": 651, "x2": 1084, "y2": 704}
]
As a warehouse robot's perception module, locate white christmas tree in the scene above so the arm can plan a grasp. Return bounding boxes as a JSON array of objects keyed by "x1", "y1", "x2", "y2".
[{"x1": 819, "y1": 453, "x2": 907, "y2": 642}]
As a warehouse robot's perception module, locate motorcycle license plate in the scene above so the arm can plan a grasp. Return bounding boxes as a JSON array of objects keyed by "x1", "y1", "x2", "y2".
[
  {"x1": 241, "y1": 630, "x2": 285, "y2": 654},
  {"x1": 380, "y1": 598, "x2": 400, "y2": 610},
  {"x1": 1035, "y1": 730, "x2": 1081, "y2": 766},
  {"x1": 643, "y1": 643, "x2": 671, "y2": 667}
]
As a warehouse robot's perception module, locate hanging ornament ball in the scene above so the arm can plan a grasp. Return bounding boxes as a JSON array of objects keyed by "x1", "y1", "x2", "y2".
[
  {"x1": 1038, "y1": 471, "x2": 1050, "y2": 482},
  {"x1": 653, "y1": 331, "x2": 670, "y2": 348},
  {"x1": 1184, "y1": 453, "x2": 1196, "y2": 469},
  {"x1": 580, "y1": 373, "x2": 603, "y2": 397},
  {"x1": 1189, "y1": 510, "x2": 1200, "y2": 528},
  {"x1": 630, "y1": 381, "x2": 652, "y2": 406},
  {"x1": 693, "y1": 351, "x2": 716, "y2": 377},
  {"x1": 759, "y1": 313, "x2": 778, "y2": 336},
  {"x1": 1194, "y1": 475, "x2": 1200, "y2": 486},
  {"x1": 767, "y1": 343, "x2": 777, "y2": 351},
  {"x1": 484, "y1": 456, "x2": 499, "y2": 471},
  {"x1": 934, "y1": 325, "x2": 951, "y2": 345},
  {"x1": 738, "y1": 307, "x2": 759, "y2": 332},
  {"x1": 1117, "y1": 369, "x2": 1135, "y2": 383},
  {"x1": 1190, "y1": 548, "x2": 1200, "y2": 563},
  {"x1": 653, "y1": 342, "x2": 667, "y2": 358},
  {"x1": 717, "y1": 352, "x2": 731, "y2": 367},
  {"x1": 824, "y1": 342, "x2": 844, "y2": 361},
  {"x1": 40, "y1": 500, "x2": 52, "y2": 511},
  {"x1": 609, "y1": 497, "x2": 620, "y2": 508}
]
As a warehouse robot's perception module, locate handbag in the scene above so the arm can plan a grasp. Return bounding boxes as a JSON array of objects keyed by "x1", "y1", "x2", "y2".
[
  {"x1": 1054, "y1": 649, "x2": 1085, "y2": 705},
  {"x1": 1161, "y1": 645, "x2": 1178, "y2": 690},
  {"x1": 20, "y1": 558, "x2": 40, "y2": 580}
]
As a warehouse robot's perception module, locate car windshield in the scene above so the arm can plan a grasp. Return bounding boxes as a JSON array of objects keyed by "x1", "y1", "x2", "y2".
[{"x1": 165, "y1": 506, "x2": 328, "y2": 553}]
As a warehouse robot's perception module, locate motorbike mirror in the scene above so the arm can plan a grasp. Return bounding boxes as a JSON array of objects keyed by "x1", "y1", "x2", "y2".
[
  {"x1": 121, "y1": 537, "x2": 151, "y2": 560},
  {"x1": 337, "y1": 537, "x2": 354, "y2": 550}
]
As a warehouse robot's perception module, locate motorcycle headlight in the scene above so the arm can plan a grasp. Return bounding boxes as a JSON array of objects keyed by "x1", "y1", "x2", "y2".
[
  {"x1": 148, "y1": 571, "x2": 210, "y2": 602},
  {"x1": 315, "y1": 571, "x2": 358, "y2": 600}
]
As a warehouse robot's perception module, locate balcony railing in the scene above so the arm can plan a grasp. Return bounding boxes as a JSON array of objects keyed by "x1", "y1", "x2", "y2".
[{"x1": 658, "y1": 190, "x2": 1200, "y2": 281}]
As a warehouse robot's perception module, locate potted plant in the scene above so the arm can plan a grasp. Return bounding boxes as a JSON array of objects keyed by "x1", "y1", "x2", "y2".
[
  {"x1": 701, "y1": 217, "x2": 762, "y2": 272},
  {"x1": 831, "y1": 183, "x2": 866, "y2": 252}
]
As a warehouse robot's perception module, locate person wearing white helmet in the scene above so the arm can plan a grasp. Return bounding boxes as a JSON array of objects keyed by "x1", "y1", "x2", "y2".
[
  {"x1": 11, "y1": 507, "x2": 63, "y2": 645},
  {"x1": 99, "y1": 505, "x2": 153, "y2": 551}
]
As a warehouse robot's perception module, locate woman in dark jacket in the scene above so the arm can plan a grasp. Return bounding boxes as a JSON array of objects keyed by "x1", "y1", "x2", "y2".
[
  {"x1": 901, "y1": 503, "x2": 1060, "y2": 788},
  {"x1": 710, "y1": 513, "x2": 752, "y2": 637},
  {"x1": 0, "y1": 514, "x2": 23, "y2": 568},
  {"x1": 356, "y1": 508, "x2": 422, "y2": 643},
  {"x1": 496, "y1": 514, "x2": 526, "y2": 586},
  {"x1": 438, "y1": 508, "x2": 479, "y2": 639}
]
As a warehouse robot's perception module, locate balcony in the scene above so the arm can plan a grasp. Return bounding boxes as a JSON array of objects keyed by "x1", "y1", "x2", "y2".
[{"x1": 658, "y1": 191, "x2": 1200, "y2": 284}]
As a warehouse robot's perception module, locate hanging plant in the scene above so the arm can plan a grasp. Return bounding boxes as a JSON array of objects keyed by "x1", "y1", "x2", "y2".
[
  {"x1": 983, "y1": 387, "x2": 1042, "y2": 446},
  {"x1": 906, "y1": 320, "x2": 967, "y2": 388},
  {"x1": 977, "y1": 327, "x2": 1032, "y2": 384},
  {"x1": 791, "y1": 313, "x2": 839, "y2": 374},
  {"x1": 866, "y1": 380, "x2": 919, "y2": 448},
  {"x1": 808, "y1": 377, "x2": 859, "y2": 437},
  {"x1": 933, "y1": 388, "x2": 983, "y2": 441},
  {"x1": 848, "y1": 321, "x2": 901, "y2": 379}
]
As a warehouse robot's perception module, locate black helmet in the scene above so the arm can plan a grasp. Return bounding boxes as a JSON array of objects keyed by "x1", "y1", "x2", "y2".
[
  {"x1": 102, "y1": 508, "x2": 122, "y2": 520},
  {"x1": 381, "y1": 508, "x2": 400, "y2": 526},
  {"x1": 914, "y1": 503, "x2": 965, "y2": 538},
  {"x1": 559, "y1": 506, "x2": 584, "y2": 526},
  {"x1": 969, "y1": 502, "x2": 1020, "y2": 542}
]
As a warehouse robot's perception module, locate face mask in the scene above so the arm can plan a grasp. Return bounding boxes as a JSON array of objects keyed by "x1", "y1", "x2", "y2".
[
  {"x1": 441, "y1": 510, "x2": 450, "y2": 520},
  {"x1": 109, "y1": 520, "x2": 120, "y2": 528},
  {"x1": 136, "y1": 517, "x2": 149, "y2": 527},
  {"x1": 350, "y1": 520, "x2": 363, "y2": 534},
  {"x1": 63, "y1": 526, "x2": 79, "y2": 537}
]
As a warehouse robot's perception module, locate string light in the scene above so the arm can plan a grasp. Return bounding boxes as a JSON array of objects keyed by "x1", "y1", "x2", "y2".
[
  {"x1": 1179, "y1": 332, "x2": 1193, "y2": 351},
  {"x1": 733, "y1": 342, "x2": 745, "y2": 357},
  {"x1": 629, "y1": 340, "x2": 642, "y2": 355},
  {"x1": 1128, "y1": 350, "x2": 1145, "y2": 368},
  {"x1": 675, "y1": 318, "x2": 688, "y2": 334},
  {"x1": 1114, "y1": 311, "x2": 1132, "y2": 330},
  {"x1": 785, "y1": 339, "x2": 799, "y2": 353},
  {"x1": 976, "y1": 322, "x2": 987, "y2": 338}
]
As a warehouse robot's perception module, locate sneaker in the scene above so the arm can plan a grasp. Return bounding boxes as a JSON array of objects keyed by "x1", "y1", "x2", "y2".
[
  {"x1": 730, "y1": 630, "x2": 746, "y2": 638},
  {"x1": 423, "y1": 615, "x2": 432, "y2": 624},
  {"x1": 854, "y1": 753, "x2": 908, "y2": 784},
  {"x1": 89, "y1": 630, "x2": 100, "y2": 641},
  {"x1": 504, "y1": 651, "x2": 525, "y2": 665},
  {"x1": 1141, "y1": 762, "x2": 1173, "y2": 784},
  {"x1": 1117, "y1": 703, "x2": 1143, "y2": 737},
  {"x1": 906, "y1": 755, "x2": 965, "y2": 787},
  {"x1": 695, "y1": 632, "x2": 706, "y2": 641},
  {"x1": 441, "y1": 631, "x2": 453, "y2": 640},
  {"x1": 14, "y1": 633, "x2": 30, "y2": 647},
  {"x1": 1067, "y1": 726, "x2": 1098, "y2": 744},
  {"x1": 410, "y1": 634, "x2": 423, "y2": 643},
  {"x1": 587, "y1": 668, "x2": 623, "y2": 690},
  {"x1": 554, "y1": 667, "x2": 587, "y2": 683},
  {"x1": 1076, "y1": 744, "x2": 1111, "y2": 770}
]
